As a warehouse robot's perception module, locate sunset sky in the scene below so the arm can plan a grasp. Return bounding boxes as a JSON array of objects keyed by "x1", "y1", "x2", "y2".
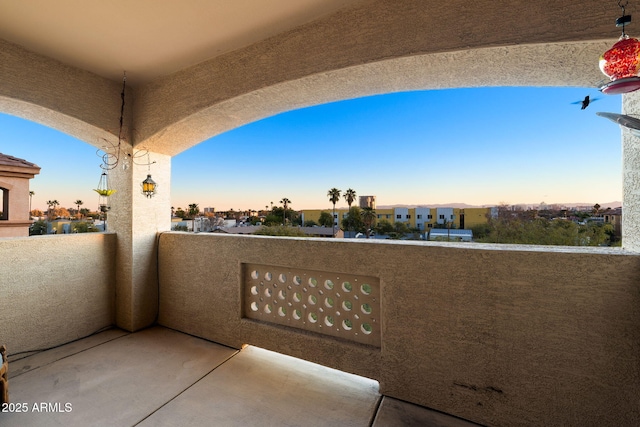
[{"x1": 0, "y1": 86, "x2": 624, "y2": 212}]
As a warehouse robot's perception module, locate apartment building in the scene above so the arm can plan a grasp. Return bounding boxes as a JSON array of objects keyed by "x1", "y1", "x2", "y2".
[{"x1": 301, "y1": 206, "x2": 494, "y2": 230}]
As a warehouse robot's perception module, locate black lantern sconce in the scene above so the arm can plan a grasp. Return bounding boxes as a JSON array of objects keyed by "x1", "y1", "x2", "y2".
[{"x1": 142, "y1": 174, "x2": 157, "y2": 198}]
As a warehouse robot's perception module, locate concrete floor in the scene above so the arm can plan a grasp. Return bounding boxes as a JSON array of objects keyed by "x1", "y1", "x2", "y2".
[{"x1": 0, "y1": 327, "x2": 480, "y2": 426}]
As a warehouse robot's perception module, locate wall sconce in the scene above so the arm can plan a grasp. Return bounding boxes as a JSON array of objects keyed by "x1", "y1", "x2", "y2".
[
  {"x1": 142, "y1": 174, "x2": 157, "y2": 198},
  {"x1": 599, "y1": 1, "x2": 640, "y2": 94},
  {"x1": 140, "y1": 151, "x2": 157, "y2": 198}
]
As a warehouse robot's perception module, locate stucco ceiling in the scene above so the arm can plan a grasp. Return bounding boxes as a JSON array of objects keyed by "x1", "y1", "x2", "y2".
[{"x1": 0, "y1": 0, "x2": 363, "y2": 85}]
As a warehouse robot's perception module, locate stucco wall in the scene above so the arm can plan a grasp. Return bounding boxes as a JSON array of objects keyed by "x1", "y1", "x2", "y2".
[
  {"x1": 158, "y1": 233, "x2": 640, "y2": 427},
  {"x1": 0, "y1": 176, "x2": 33, "y2": 238},
  {"x1": 0, "y1": 233, "x2": 116, "y2": 356}
]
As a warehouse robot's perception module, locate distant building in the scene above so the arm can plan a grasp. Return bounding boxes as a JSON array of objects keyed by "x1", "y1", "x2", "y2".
[
  {"x1": 359, "y1": 196, "x2": 376, "y2": 209},
  {"x1": 603, "y1": 207, "x2": 622, "y2": 240},
  {"x1": 428, "y1": 229, "x2": 473, "y2": 242},
  {"x1": 301, "y1": 206, "x2": 492, "y2": 232},
  {"x1": 0, "y1": 153, "x2": 40, "y2": 238},
  {"x1": 299, "y1": 226, "x2": 343, "y2": 238}
]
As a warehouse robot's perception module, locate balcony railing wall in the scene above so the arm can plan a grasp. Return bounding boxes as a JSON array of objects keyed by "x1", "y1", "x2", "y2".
[
  {"x1": 0, "y1": 233, "x2": 116, "y2": 357},
  {"x1": 158, "y1": 232, "x2": 640, "y2": 427}
]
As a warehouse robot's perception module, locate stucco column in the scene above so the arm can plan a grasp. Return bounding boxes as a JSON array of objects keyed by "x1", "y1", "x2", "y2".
[
  {"x1": 622, "y1": 91, "x2": 640, "y2": 252},
  {"x1": 109, "y1": 148, "x2": 171, "y2": 331}
]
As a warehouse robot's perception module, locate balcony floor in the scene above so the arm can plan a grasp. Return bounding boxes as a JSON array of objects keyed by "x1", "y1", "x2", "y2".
[{"x1": 1, "y1": 327, "x2": 479, "y2": 426}]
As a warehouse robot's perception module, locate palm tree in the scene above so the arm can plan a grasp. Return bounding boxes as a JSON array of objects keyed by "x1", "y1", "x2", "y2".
[
  {"x1": 280, "y1": 198, "x2": 291, "y2": 225},
  {"x1": 74, "y1": 200, "x2": 83, "y2": 219},
  {"x1": 46, "y1": 199, "x2": 59, "y2": 221},
  {"x1": 361, "y1": 207, "x2": 377, "y2": 238},
  {"x1": 188, "y1": 203, "x2": 199, "y2": 232},
  {"x1": 344, "y1": 188, "x2": 356, "y2": 209},
  {"x1": 327, "y1": 188, "x2": 341, "y2": 233},
  {"x1": 29, "y1": 191, "x2": 34, "y2": 217}
]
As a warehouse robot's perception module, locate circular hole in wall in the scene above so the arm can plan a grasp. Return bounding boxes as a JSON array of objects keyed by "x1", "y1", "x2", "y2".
[
  {"x1": 251, "y1": 270, "x2": 259, "y2": 280},
  {"x1": 342, "y1": 319, "x2": 353, "y2": 330},
  {"x1": 342, "y1": 281, "x2": 352, "y2": 292},
  {"x1": 361, "y1": 303, "x2": 372, "y2": 315},
  {"x1": 361, "y1": 323, "x2": 373, "y2": 335},
  {"x1": 361, "y1": 283, "x2": 372, "y2": 295},
  {"x1": 278, "y1": 273, "x2": 287, "y2": 284}
]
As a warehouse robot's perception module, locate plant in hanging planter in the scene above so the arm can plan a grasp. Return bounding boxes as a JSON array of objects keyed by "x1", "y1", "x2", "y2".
[{"x1": 94, "y1": 188, "x2": 116, "y2": 197}]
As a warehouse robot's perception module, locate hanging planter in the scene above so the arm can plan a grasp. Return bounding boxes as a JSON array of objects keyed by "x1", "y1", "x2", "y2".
[{"x1": 94, "y1": 172, "x2": 116, "y2": 197}]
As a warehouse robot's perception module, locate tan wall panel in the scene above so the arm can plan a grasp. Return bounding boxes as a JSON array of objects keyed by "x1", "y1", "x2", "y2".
[
  {"x1": 0, "y1": 233, "x2": 116, "y2": 356},
  {"x1": 158, "y1": 233, "x2": 640, "y2": 426}
]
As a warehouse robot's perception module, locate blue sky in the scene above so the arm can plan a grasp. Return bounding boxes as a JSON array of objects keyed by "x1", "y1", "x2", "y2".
[{"x1": 0, "y1": 87, "x2": 623, "y2": 212}]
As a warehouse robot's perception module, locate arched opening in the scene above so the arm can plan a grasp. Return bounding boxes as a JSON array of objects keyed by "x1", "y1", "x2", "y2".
[
  {"x1": 0, "y1": 113, "x2": 105, "y2": 230},
  {"x1": 171, "y1": 86, "x2": 622, "y2": 245}
]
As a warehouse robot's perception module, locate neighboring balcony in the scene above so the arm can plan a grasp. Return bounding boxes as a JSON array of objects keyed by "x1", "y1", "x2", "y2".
[{"x1": 1, "y1": 232, "x2": 639, "y2": 426}]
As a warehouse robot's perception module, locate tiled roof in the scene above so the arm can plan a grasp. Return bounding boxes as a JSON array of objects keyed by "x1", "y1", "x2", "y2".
[{"x1": 0, "y1": 153, "x2": 40, "y2": 169}]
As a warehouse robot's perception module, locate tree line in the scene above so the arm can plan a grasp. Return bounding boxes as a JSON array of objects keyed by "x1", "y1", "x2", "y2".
[{"x1": 471, "y1": 204, "x2": 618, "y2": 246}]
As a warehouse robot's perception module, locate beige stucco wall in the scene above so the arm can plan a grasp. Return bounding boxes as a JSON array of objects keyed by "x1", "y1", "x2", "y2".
[
  {"x1": 0, "y1": 233, "x2": 116, "y2": 356},
  {"x1": 0, "y1": 158, "x2": 39, "y2": 237},
  {"x1": 0, "y1": 178, "x2": 27, "y2": 221},
  {"x1": 0, "y1": 182, "x2": 32, "y2": 238},
  {"x1": 109, "y1": 152, "x2": 171, "y2": 331},
  {"x1": 158, "y1": 233, "x2": 640, "y2": 427}
]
